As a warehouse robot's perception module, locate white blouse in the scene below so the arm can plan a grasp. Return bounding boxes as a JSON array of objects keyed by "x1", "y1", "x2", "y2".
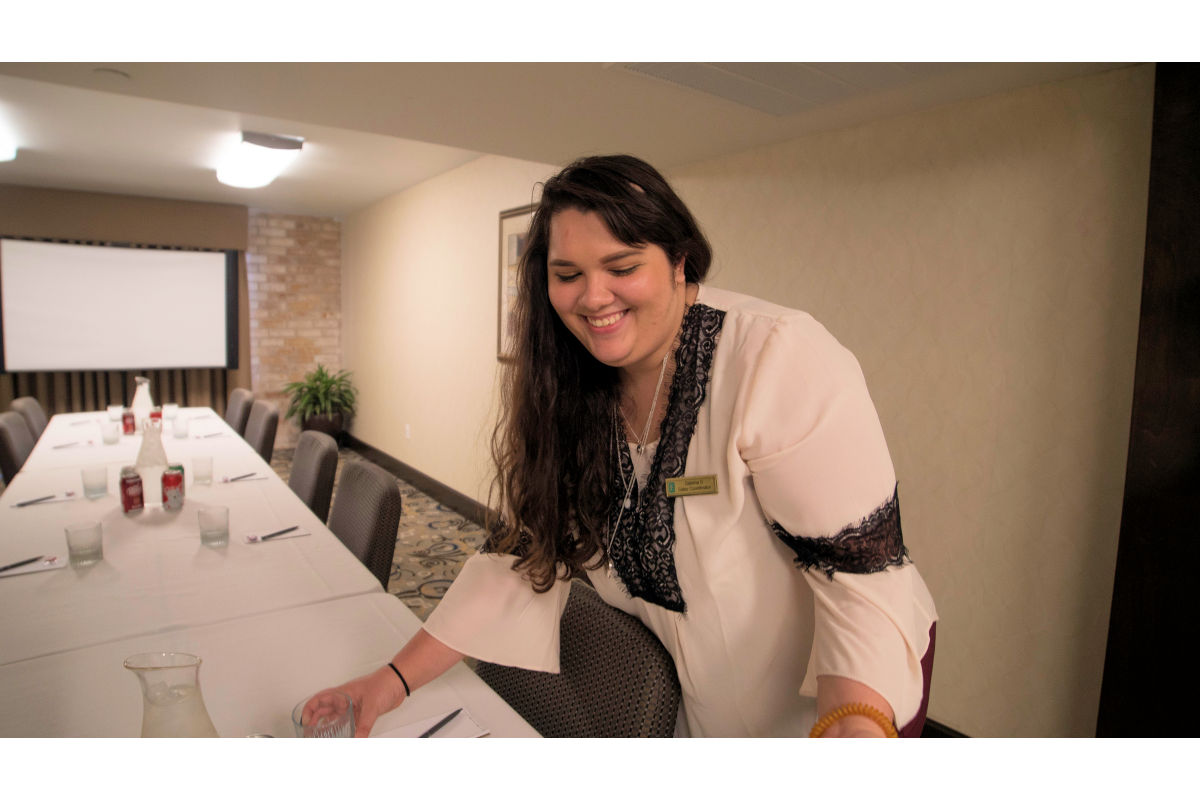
[{"x1": 424, "y1": 285, "x2": 937, "y2": 736}]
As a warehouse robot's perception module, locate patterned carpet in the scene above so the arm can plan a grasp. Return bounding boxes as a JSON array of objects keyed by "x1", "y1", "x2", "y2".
[{"x1": 269, "y1": 446, "x2": 486, "y2": 621}]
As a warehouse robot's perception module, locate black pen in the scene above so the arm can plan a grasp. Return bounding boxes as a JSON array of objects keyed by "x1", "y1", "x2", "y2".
[
  {"x1": 419, "y1": 708, "x2": 462, "y2": 738},
  {"x1": 199, "y1": 432, "x2": 224, "y2": 439},
  {"x1": 260, "y1": 525, "x2": 299, "y2": 541},
  {"x1": 228, "y1": 472, "x2": 255, "y2": 482},
  {"x1": 15, "y1": 495, "x2": 55, "y2": 508},
  {"x1": 0, "y1": 555, "x2": 44, "y2": 574}
]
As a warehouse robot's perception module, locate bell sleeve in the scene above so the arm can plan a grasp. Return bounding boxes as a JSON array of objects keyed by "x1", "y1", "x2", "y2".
[
  {"x1": 737, "y1": 313, "x2": 936, "y2": 728},
  {"x1": 421, "y1": 552, "x2": 571, "y2": 672}
]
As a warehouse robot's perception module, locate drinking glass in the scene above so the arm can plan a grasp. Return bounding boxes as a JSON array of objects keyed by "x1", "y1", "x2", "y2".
[
  {"x1": 192, "y1": 456, "x2": 213, "y2": 486},
  {"x1": 292, "y1": 691, "x2": 355, "y2": 738},
  {"x1": 65, "y1": 521, "x2": 103, "y2": 567},
  {"x1": 101, "y1": 421, "x2": 121, "y2": 445},
  {"x1": 198, "y1": 506, "x2": 229, "y2": 548},
  {"x1": 163, "y1": 403, "x2": 180, "y2": 420},
  {"x1": 173, "y1": 416, "x2": 190, "y2": 439},
  {"x1": 82, "y1": 465, "x2": 108, "y2": 499},
  {"x1": 107, "y1": 405, "x2": 124, "y2": 421}
]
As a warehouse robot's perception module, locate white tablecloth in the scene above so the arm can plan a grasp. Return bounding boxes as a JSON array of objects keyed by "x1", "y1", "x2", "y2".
[
  {"x1": 1, "y1": 409, "x2": 381, "y2": 664},
  {"x1": 0, "y1": 592, "x2": 539, "y2": 737}
]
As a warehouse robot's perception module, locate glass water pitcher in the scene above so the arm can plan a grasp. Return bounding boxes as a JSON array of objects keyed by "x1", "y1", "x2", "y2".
[{"x1": 124, "y1": 652, "x2": 219, "y2": 737}]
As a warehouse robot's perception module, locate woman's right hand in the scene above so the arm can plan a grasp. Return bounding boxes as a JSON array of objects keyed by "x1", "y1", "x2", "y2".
[{"x1": 303, "y1": 665, "x2": 406, "y2": 738}]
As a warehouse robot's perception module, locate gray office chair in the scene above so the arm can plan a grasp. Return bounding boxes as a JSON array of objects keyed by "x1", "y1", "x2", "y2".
[
  {"x1": 242, "y1": 399, "x2": 279, "y2": 464},
  {"x1": 475, "y1": 579, "x2": 681, "y2": 737},
  {"x1": 0, "y1": 411, "x2": 36, "y2": 483},
  {"x1": 224, "y1": 387, "x2": 254, "y2": 436},
  {"x1": 10, "y1": 397, "x2": 48, "y2": 441},
  {"x1": 326, "y1": 460, "x2": 401, "y2": 589},
  {"x1": 288, "y1": 429, "x2": 339, "y2": 523}
]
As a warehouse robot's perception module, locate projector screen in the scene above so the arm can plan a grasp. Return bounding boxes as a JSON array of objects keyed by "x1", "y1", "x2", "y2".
[{"x1": 0, "y1": 239, "x2": 238, "y2": 372}]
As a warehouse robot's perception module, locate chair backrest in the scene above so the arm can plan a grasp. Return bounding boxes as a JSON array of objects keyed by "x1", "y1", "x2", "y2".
[
  {"x1": 288, "y1": 429, "x2": 339, "y2": 523},
  {"x1": 0, "y1": 411, "x2": 36, "y2": 483},
  {"x1": 10, "y1": 397, "x2": 48, "y2": 441},
  {"x1": 475, "y1": 579, "x2": 681, "y2": 737},
  {"x1": 224, "y1": 388, "x2": 254, "y2": 436},
  {"x1": 326, "y1": 460, "x2": 401, "y2": 589},
  {"x1": 242, "y1": 399, "x2": 279, "y2": 464}
]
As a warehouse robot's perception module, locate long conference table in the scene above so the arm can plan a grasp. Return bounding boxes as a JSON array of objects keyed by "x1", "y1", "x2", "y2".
[{"x1": 0, "y1": 408, "x2": 538, "y2": 738}]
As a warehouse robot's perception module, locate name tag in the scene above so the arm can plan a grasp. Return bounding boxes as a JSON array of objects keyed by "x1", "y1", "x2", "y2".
[{"x1": 664, "y1": 475, "x2": 719, "y2": 498}]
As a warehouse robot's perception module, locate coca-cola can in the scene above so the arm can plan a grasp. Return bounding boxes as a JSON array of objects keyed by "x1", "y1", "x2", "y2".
[
  {"x1": 121, "y1": 410, "x2": 135, "y2": 435},
  {"x1": 162, "y1": 464, "x2": 185, "y2": 511},
  {"x1": 150, "y1": 406, "x2": 163, "y2": 422},
  {"x1": 120, "y1": 466, "x2": 144, "y2": 514}
]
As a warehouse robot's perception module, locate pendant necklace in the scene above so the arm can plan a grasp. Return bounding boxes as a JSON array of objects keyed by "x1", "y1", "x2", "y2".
[{"x1": 607, "y1": 338, "x2": 673, "y2": 578}]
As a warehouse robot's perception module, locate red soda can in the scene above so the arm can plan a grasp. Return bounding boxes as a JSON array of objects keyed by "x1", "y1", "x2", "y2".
[
  {"x1": 150, "y1": 406, "x2": 163, "y2": 422},
  {"x1": 162, "y1": 464, "x2": 185, "y2": 511},
  {"x1": 120, "y1": 466, "x2": 144, "y2": 514},
  {"x1": 122, "y1": 410, "x2": 135, "y2": 435}
]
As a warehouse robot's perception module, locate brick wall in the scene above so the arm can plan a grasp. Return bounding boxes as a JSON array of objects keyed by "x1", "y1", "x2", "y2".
[{"x1": 246, "y1": 211, "x2": 342, "y2": 450}]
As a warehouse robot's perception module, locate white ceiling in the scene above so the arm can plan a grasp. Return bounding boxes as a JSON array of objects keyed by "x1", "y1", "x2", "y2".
[{"x1": 0, "y1": 62, "x2": 1132, "y2": 219}]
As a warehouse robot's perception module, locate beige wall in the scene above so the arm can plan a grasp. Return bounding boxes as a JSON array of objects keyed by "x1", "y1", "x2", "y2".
[
  {"x1": 341, "y1": 155, "x2": 555, "y2": 501},
  {"x1": 668, "y1": 64, "x2": 1154, "y2": 736},
  {"x1": 339, "y1": 65, "x2": 1154, "y2": 736}
]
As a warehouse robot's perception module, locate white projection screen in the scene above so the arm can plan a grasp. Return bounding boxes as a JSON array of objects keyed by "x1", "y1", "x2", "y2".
[{"x1": 1, "y1": 239, "x2": 237, "y2": 372}]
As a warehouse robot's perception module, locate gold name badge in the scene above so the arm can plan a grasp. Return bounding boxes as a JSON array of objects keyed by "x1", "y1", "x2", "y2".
[{"x1": 664, "y1": 475, "x2": 719, "y2": 498}]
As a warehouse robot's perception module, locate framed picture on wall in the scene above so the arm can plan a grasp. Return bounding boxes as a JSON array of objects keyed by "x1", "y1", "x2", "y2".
[{"x1": 498, "y1": 203, "x2": 535, "y2": 361}]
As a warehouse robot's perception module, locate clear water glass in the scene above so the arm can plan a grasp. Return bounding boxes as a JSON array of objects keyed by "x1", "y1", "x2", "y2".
[
  {"x1": 292, "y1": 691, "x2": 355, "y2": 738},
  {"x1": 193, "y1": 456, "x2": 213, "y2": 486},
  {"x1": 65, "y1": 521, "x2": 103, "y2": 567},
  {"x1": 101, "y1": 421, "x2": 121, "y2": 445},
  {"x1": 198, "y1": 506, "x2": 229, "y2": 548},
  {"x1": 82, "y1": 465, "x2": 107, "y2": 499}
]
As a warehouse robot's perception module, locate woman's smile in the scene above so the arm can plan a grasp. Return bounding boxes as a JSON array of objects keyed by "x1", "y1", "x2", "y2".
[{"x1": 547, "y1": 208, "x2": 687, "y2": 377}]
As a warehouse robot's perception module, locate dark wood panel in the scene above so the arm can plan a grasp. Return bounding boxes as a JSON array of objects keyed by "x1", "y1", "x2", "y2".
[{"x1": 1097, "y1": 64, "x2": 1200, "y2": 735}]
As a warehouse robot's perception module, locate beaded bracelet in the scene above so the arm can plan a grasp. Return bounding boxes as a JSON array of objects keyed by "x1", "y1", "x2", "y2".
[
  {"x1": 809, "y1": 702, "x2": 898, "y2": 738},
  {"x1": 387, "y1": 662, "x2": 411, "y2": 697}
]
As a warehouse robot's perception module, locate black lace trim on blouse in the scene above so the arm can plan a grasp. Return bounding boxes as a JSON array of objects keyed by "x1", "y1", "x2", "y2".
[
  {"x1": 606, "y1": 302, "x2": 725, "y2": 613},
  {"x1": 770, "y1": 486, "x2": 907, "y2": 580}
]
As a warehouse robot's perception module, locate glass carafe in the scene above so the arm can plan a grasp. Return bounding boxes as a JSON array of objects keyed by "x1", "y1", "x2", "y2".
[
  {"x1": 131, "y1": 376, "x2": 155, "y2": 428},
  {"x1": 124, "y1": 652, "x2": 219, "y2": 737},
  {"x1": 135, "y1": 418, "x2": 168, "y2": 504}
]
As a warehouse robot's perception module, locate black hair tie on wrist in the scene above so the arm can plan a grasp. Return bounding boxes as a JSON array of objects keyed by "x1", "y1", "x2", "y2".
[{"x1": 387, "y1": 663, "x2": 411, "y2": 696}]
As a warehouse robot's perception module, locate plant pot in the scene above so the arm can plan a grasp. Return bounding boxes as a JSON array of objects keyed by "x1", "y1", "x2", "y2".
[{"x1": 301, "y1": 412, "x2": 344, "y2": 441}]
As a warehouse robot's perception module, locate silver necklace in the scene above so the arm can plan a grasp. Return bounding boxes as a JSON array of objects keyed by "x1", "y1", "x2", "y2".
[{"x1": 606, "y1": 339, "x2": 674, "y2": 577}]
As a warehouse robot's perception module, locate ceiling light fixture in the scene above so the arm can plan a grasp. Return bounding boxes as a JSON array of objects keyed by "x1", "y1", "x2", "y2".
[{"x1": 215, "y1": 130, "x2": 304, "y2": 189}]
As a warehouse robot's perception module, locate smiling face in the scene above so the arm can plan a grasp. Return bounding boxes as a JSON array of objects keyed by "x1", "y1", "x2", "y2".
[{"x1": 546, "y1": 208, "x2": 687, "y2": 378}]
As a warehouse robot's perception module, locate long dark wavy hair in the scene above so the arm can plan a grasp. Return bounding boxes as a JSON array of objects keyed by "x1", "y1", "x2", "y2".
[{"x1": 486, "y1": 154, "x2": 713, "y2": 591}]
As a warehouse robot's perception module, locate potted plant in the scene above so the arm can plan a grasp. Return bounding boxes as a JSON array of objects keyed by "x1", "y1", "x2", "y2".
[{"x1": 283, "y1": 365, "x2": 357, "y2": 443}]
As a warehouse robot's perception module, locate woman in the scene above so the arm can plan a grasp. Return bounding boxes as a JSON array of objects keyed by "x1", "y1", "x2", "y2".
[{"x1": 307, "y1": 155, "x2": 937, "y2": 737}]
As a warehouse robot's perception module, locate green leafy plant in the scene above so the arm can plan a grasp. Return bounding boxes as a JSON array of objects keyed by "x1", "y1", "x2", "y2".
[{"x1": 283, "y1": 365, "x2": 357, "y2": 424}]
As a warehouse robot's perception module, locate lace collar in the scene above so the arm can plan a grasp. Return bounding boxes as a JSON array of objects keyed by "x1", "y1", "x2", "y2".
[{"x1": 606, "y1": 301, "x2": 726, "y2": 613}]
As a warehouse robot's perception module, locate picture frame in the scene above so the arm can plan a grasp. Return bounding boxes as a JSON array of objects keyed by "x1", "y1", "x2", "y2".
[{"x1": 497, "y1": 203, "x2": 535, "y2": 361}]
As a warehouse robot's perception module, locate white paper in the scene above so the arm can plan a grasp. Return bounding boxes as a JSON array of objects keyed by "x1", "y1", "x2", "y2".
[
  {"x1": 0, "y1": 557, "x2": 66, "y2": 579},
  {"x1": 375, "y1": 708, "x2": 490, "y2": 738}
]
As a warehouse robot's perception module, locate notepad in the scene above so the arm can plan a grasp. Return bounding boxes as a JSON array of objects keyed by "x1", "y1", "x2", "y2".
[{"x1": 375, "y1": 708, "x2": 489, "y2": 738}]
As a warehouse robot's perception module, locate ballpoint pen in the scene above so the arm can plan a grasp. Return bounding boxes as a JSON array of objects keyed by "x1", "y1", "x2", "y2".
[
  {"x1": 260, "y1": 526, "x2": 299, "y2": 541},
  {"x1": 227, "y1": 472, "x2": 255, "y2": 482},
  {"x1": 419, "y1": 708, "x2": 462, "y2": 738},
  {"x1": 0, "y1": 555, "x2": 44, "y2": 574},
  {"x1": 14, "y1": 495, "x2": 55, "y2": 508}
]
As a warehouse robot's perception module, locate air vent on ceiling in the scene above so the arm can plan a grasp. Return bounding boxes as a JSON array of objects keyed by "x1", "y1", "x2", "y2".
[{"x1": 617, "y1": 62, "x2": 958, "y2": 116}]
